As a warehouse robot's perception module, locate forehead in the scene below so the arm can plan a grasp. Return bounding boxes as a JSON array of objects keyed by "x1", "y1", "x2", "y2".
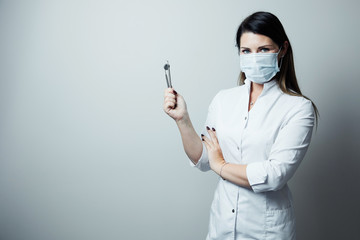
[{"x1": 240, "y1": 32, "x2": 276, "y2": 47}]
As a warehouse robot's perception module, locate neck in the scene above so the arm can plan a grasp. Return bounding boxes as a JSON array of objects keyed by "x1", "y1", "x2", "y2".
[{"x1": 251, "y1": 82, "x2": 264, "y2": 94}]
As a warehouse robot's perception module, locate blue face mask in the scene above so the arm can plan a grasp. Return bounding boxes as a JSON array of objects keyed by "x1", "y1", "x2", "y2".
[{"x1": 240, "y1": 48, "x2": 282, "y2": 84}]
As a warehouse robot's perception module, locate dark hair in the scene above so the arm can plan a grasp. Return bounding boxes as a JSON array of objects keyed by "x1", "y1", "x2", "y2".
[
  {"x1": 235, "y1": 11, "x2": 319, "y2": 125},
  {"x1": 236, "y1": 12, "x2": 287, "y2": 51}
]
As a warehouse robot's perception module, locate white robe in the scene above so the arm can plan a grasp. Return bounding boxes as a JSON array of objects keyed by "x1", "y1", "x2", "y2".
[{"x1": 192, "y1": 79, "x2": 314, "y2": 240}]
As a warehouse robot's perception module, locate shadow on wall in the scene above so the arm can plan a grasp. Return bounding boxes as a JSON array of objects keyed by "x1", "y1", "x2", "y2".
[{"x1": 291, "y1": 75, "x2": 360, "y2": 239}]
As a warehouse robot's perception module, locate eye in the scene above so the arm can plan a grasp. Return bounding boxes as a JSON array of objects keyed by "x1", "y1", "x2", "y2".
[
  {"x1": 260, "y1": 48, "x2": 270, "y2": 53},
  {"x1": 241, "y1": 49, "x2": 251, "y2": 54}
]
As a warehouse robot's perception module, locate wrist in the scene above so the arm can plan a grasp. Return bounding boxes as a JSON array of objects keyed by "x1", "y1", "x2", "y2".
[
  {"x1": 212, "y1": 158, "x2": 227, "y2": 175},
  {"x1": 219, "y1": 162, "x2": 229, "y2": 179},
  {"x1": 175, "y1": 113, "x2": 190, "y2": 126}
]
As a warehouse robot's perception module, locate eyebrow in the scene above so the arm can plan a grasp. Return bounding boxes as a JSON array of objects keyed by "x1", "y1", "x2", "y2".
[{"x1": 240, "y1": 45, "x2": 274, "y2": 49}]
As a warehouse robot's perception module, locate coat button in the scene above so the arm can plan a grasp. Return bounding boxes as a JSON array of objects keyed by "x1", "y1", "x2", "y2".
[
  {"x1": 244, "y1": 117, "x2": 247, "y2": 120},
  {"x1": 232, "y1": 209, "x2": 235, "y2": 213}
]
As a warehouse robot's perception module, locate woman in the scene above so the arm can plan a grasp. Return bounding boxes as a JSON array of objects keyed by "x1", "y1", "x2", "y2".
[{"x1": 163, "y1": 11, "x2": 318, "y2": 240}]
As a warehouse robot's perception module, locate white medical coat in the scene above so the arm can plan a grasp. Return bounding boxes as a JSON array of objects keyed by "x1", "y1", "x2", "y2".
[{"x1": 193, "y1": 79, "x2": 315, "y2": 240}]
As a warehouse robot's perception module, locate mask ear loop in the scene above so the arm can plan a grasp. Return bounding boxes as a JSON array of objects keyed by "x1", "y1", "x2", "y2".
[
  {"x1": 278, "y1": 46, "x2": 284, "y2": 70},
  {"x1": 279, "y1": 56, "x2": 284, "y2": 69}
]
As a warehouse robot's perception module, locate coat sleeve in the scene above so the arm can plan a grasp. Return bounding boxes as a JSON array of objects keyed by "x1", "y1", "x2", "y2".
[
  {"x1": 189, "y1": 91, "x2": 222, "y2": 172},
  {"x1": 246, "y1": 99, "x2": 315, "y2": 193}
]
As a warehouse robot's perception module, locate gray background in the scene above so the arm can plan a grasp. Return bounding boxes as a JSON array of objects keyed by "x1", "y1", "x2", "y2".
[{"x1": 0, "y1": 0, "x2": 359, "y2": 239}]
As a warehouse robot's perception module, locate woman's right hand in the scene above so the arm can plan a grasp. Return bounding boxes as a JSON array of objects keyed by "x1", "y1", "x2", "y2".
[{"x1": 163, "y1": 88, "x2": 188, "y2": 122}]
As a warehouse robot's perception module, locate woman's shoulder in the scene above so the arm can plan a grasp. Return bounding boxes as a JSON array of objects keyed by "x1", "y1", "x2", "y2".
[
  {"x1": 279, "y1": 92, "x2": 315, "y2": 121},
  {"x1": 280, "y1": 91, "x2": 313, "y2": 108}
]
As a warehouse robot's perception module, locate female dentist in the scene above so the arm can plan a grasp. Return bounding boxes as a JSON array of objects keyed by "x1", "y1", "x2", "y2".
[{"x1": 163, "y1": 11, "x2": 318, "y2": 240}]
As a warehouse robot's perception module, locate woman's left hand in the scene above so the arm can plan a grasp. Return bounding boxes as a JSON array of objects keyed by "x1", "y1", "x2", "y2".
[{"x1": 201, "y1": 126, "x2": 226, "y2": 174}]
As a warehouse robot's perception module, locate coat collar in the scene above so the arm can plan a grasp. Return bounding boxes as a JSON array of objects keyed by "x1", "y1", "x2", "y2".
[{"x1": 244, "y1": 79, "x2": 278, "y2": 97}]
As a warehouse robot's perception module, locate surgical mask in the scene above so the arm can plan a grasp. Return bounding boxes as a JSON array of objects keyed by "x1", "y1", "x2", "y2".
[{"x1": 240, "y1": 48, "x2": 282, "y2": 84}]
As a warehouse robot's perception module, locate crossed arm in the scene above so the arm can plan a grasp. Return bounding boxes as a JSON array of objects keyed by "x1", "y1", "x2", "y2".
[{"x1": 201, "y1": 126, "x2": 250, "y2": 188}]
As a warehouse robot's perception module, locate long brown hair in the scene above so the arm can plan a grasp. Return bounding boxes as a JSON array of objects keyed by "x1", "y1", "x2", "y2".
[{"x1": 236, "y1": 12, "x2": 319, "y2": 126}]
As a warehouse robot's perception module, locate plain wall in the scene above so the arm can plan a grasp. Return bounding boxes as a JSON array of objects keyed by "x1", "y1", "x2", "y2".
[{"x1": 0, "y1": 0, "x2": 359, "y2": 239}]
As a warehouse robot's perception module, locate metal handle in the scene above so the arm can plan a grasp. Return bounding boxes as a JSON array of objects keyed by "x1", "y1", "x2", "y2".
[{"x1": 164, "y1": 61, "x2": 172, "y2": 88}]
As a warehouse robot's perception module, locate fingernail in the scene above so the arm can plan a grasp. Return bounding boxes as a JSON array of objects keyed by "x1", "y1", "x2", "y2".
[
  {"x1": 201, "y1": 138, "x2": 204, "y2": 141},
  {"x1": 206, "y1": 126, "x2": 210, "y2": 130},
  {"x1": 212, "y1": 127, "x2": 216, "y2": 131},
  {"x1": 201, "y1": 134, "x2": 204, "y2": 137},
  {"x1": 173, "y1": 90, "x2": 177, "y2": 94}
]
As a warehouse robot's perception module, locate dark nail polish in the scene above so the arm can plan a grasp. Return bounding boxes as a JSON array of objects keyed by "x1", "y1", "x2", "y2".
[
  {"x1": 201, "y1": 134, "x2": 204, "y2": 137},
  {"x1": 212, "y1": 128, "x2": 216, "y2": 131},
  {"x1": 173, "y1": 90, "x2": 177, "y2": 94},
  {"x1": 201, "y1": 138, "x2": 204, "y2": 141},
  {"x1": 206, "y1": 126, "x2": 210, "y2": 130}
]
